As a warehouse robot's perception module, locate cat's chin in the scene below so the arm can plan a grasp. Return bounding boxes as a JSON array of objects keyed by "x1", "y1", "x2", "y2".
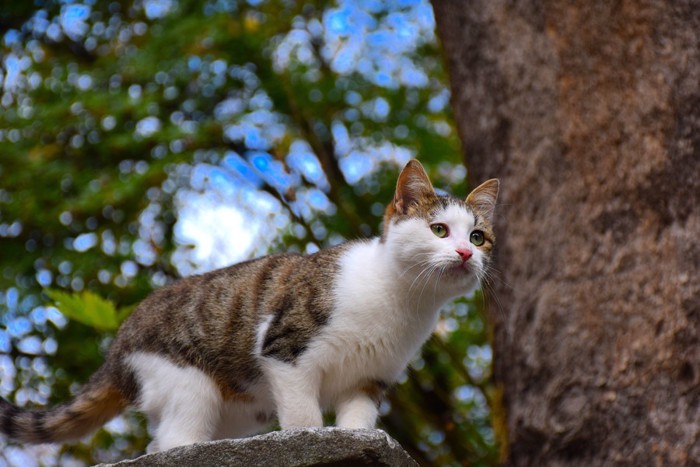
[
  {"x1": 443, "y1": 262, "x2": 479, "y2": 283},
  {"x1": 437, "y1": 265, "x2": 480, "y2": 299}
]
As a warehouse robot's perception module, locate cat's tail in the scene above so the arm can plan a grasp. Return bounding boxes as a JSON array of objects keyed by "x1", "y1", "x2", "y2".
[{"x1": 0, "y1": 366, "x2": 129, "y2": 444}]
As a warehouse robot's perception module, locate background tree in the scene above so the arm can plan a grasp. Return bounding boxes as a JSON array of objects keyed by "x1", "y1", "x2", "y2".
[
  {"x1": 433, "y1": 0, "x2": 700, "y2": 465},
  {"x1": 0, "y1": 1, "x2": 499, "y2": 465}
]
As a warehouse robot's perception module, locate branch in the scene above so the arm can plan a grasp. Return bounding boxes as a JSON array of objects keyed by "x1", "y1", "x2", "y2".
[{"x1": 279, "y1": 74, "x2": 367, "y2": 238}]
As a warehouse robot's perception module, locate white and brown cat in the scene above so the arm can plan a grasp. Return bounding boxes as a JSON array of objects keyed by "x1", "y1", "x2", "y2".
[{"x1": 0, "y1": 159, "x2": 499, "y2": 452}]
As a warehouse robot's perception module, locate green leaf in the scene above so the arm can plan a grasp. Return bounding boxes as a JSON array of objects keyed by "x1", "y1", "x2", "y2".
[{"x1": 45, "y1": 289, "x2": 131, "y2": 332}]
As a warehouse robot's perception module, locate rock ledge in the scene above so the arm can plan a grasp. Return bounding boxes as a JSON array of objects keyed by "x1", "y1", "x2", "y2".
[{"x1": 99, "y1": 428, "x2": 418, "y2": 466}]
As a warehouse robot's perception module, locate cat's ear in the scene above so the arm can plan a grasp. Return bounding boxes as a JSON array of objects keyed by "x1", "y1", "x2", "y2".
[
  {"x1": 391, "y1": 160, "x2": 436, "y2": 215},
  {"x1": 466, "y1": 179, "x2": 499, "y2": 222}
]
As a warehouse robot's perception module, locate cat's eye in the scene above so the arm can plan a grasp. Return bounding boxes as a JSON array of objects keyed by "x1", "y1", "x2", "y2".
[
  {"x1": 470, "y1": 230, "x2": 485, "y2": 246},
  {"x1": 430, "y1": 223, "x2": 449, "y2": 238}
]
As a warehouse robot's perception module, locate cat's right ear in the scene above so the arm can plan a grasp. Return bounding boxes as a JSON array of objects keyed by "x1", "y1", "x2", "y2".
[{"x1": 390, "y1": 159, "x2": 435, "y2": 215}]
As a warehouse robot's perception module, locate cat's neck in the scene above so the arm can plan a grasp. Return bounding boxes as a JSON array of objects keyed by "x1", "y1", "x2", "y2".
[
  {"x1": 344, "y1": 237, "x2": 458, "y2": 315},
  {"x1": 333, "y1": 238, "x2": 447, "y2": 356}
]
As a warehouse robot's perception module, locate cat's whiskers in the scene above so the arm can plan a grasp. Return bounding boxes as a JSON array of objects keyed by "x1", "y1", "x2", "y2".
[
  {"x1": 476, "y1": 263, "x2": 507, "y2": 320},
  {"x1": 399, "y1": 253, "x2": 437, "y2": 280},
  {"x1": 400, "y1": 260, "x2": 436, "y2": 296},
  {"x1": 419, "y1": 265, "x2": 443, "y2": 306},
  {"x1": 407, "y1": 262, "x2": 434, "y2": 297},
  {"x1": 432, "y1": 265, "x2": 449, "y2": 307},
  {"x1": 400, "y1": 252, "x2": 443, "y2": 299},
  {"x1": 483, "y1": 263, "x2": 513, "y2": 291},
  {"x1": 409, "y1": 262, "x2": 442, "y2": 305}
]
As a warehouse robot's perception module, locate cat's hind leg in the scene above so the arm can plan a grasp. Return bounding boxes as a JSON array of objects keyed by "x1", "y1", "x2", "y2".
[
  {"x1": 215, "y1": 399, "x2": 275, "y2": 440},
  {"x1": 127, "y1": 352, "x2": 222, "y2": 452}
]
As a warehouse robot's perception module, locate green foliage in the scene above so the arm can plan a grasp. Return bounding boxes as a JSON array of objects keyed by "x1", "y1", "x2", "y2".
[
  {"x1": 0, "y1": 0, "x2": 498, "y2": 465},
  {"x1": 44, "y1": 289, "x2": 132, "y2": 332}
]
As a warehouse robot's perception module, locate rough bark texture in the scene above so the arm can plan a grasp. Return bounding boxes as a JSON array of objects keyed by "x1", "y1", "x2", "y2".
[
  {"x1": 99, "y1": 428, "x2": 417, "y2": 466},
  {"x1": 432, "y1": 1, "x2": 700, "y2": 465}
]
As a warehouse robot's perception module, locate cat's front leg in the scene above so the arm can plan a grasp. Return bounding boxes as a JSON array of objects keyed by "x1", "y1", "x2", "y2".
[
  {"x1": 264, "y1": 360, "x2": 323, "y2": 428},
  {"x1": 335, "y1": 381, "x2": 386, "y2": 429}
]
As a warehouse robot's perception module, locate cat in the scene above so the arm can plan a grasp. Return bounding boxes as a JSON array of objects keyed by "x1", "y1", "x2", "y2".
[{"x1": 0, "y1": 159, "x2": 499, "y2": 453}]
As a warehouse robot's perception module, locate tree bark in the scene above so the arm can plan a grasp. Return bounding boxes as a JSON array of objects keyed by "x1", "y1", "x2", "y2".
[{"x1": 432, "y1": 1, "x2": 700, "y2": 465}]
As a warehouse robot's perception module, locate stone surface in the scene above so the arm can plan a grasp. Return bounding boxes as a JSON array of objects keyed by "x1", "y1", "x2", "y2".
[{"x1": 99, "y1": 428, "x2": 418, "y2": 467}]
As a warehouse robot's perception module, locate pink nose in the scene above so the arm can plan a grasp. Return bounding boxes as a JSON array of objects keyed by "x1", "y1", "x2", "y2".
[{"x1": 456, "y1": 248, "x2": 472, "y2": 262}]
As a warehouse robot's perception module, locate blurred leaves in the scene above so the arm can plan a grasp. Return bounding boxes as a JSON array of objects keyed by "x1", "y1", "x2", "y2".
[{"x1": 0, "y1": 0, "x2": 497, "y2": 465}]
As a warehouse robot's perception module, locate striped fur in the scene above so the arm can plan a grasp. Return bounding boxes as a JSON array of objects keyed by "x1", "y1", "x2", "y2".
[{"x1": 0, "y1": 160, "x2": 499, "y2": 453}]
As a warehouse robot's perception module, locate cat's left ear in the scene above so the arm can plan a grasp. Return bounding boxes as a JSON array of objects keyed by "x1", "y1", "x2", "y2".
[{"x1": 466, "y1": 179, "x2": 500, "y2": 222}]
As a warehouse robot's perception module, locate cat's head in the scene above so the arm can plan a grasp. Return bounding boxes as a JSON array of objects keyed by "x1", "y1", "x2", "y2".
[{"x1": 383, "y1": 159, "x2": 499, "y2": 298}]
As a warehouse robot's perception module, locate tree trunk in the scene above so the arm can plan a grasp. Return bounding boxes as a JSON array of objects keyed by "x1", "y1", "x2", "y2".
[{"x1": 432, "y1": 1, "x2": 700, "y2": 465}]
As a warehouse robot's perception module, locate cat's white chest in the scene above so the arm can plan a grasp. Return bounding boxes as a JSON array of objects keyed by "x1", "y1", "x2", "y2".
[{"x1": 309, "y1": 239, "x2": 443, "y2": 403}]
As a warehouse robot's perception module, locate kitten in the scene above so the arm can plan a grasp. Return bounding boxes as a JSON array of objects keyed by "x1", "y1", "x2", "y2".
[{"x1": 0, "y1": 159, "x2": 498, "y2": 453}]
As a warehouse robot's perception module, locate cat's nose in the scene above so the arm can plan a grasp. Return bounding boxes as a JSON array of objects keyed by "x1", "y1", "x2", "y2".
[{"x1": 456, "y1": 248, "x2": 472, "y2": 262}]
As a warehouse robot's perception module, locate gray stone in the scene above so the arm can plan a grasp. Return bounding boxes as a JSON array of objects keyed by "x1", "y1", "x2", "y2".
[{"x1": 98, "y1": 428, "x2": 418, "y2": 467}]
